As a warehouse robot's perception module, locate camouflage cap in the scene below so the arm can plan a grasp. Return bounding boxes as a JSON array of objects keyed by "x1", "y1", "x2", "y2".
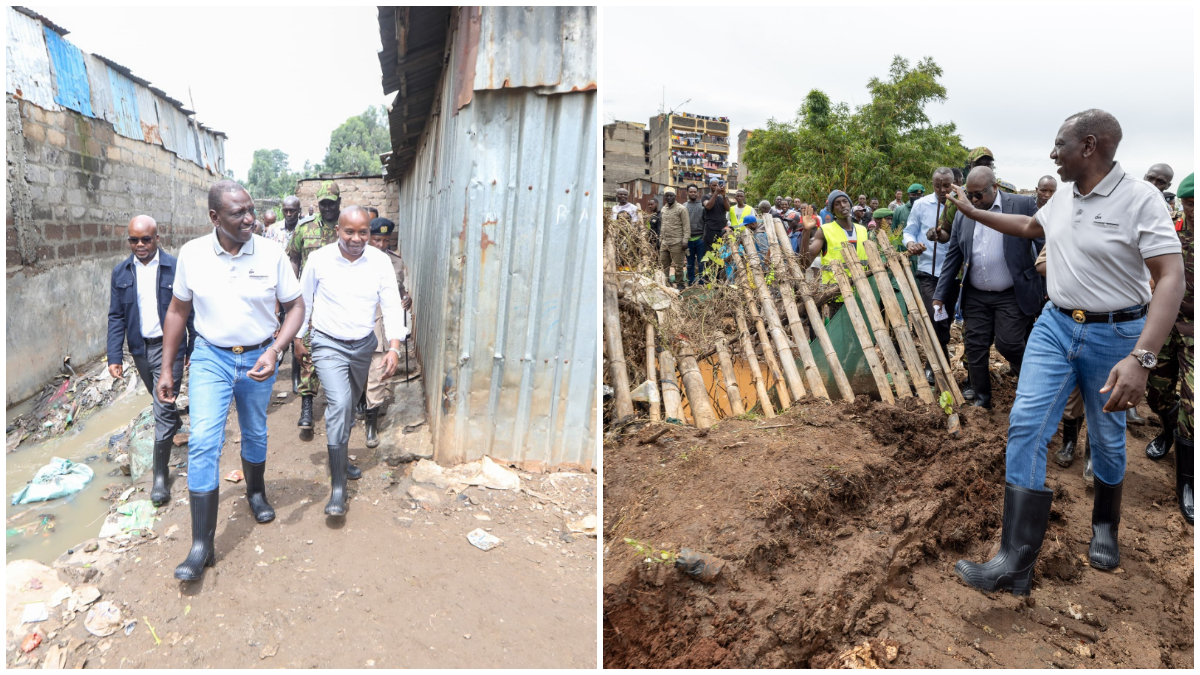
[
  {"x1": 968, "y1": 147, "x2": 995, "y2": 164},
  {"x1": 996, "y1": 179, "x2": 1017, "y2": 194},
  {"x1": 315, "y1": 180, "x2": 341, "y2": 203}
]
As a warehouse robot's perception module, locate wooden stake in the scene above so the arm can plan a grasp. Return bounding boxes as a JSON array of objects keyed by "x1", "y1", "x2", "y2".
[
  {"x1": 735, "y1": 307, "x2": 775, "y2": 418},
  {"x1": 888, "y1": 247, "x2": 965, "y2": 406},
  {"x1": 828, "y1": 260, "x2": 896, "y2": 404},
  {"x1": 769, "y1": 216, "x2": 855, "y2": 402},
  {"x1": 658, "y1": 346, "x2": 685, "y2": 421},
  {"x1": 714, "y1": 334, "x2": 746, "y2": 416},
  {"x1": 677, "y1": 341, "x2": 717, "y2": 429},
  {"x1": 646, "y1": 322, "x2": 661, "y2": 422},
  {"x1": 726, "y1": 233, "x2": 792, "y2": 410},
  {"x1": 603, "y1": 232, "x2": 634, "y2": 419},
  {"x1": 884, "y1": 247, "x2": 962, "y2": 407},
  {"x1": 740, "y1": 229, "x2": 808, "y2": 402},
  {"x1": 839, "y1": 244, "x2": 915, "y2": 400},
  {"x1": 761, "y1": 216, "x2": 830, "y2": 400},
  {"x1": 863, "y1": 241, "x2": 935, "y2": 403}
]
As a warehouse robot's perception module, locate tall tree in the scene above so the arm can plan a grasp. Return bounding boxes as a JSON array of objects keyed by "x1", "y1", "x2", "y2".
[
  {"x1": 742, "y1": 56, "x2": 966, "y2": 205},
  {"x1": 245, "y1": 148, "x2": 294, "y2": 198},
  {"x1": 322, "y1": 106, "x2": 391, "y2": 175}
]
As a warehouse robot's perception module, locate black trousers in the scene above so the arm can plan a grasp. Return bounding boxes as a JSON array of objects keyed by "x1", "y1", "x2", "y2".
[
  {"x1": 916, "y1": 271, "x2": 958, "y2": 361},
  {"x1": 960, "y1": 284, "x2": 1032, "y2": 397}
]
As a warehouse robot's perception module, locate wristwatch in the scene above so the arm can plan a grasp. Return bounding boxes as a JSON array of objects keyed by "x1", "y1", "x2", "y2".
[
  {"x1": 1131, "y1": 349, "x2": 1157, "y2": 369},
  {"x1": 389, "y1": 347, "x2": 403, "y2": 358}
]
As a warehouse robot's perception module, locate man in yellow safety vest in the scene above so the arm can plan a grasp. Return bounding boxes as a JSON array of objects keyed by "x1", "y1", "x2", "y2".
[{"x1": 729, "y1": 190, "x2": 755, "y2": 228}]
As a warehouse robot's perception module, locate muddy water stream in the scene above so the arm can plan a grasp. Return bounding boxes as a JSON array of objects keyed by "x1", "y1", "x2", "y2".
[{"x1": 5, "y1": 391, "x2": 151, "y2": 565}]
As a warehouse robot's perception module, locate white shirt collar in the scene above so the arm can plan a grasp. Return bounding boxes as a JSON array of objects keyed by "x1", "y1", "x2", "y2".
[
  {"x1": 1072, "y1": 161, "x2": 1125, "y2": 199},
  {"x1": 135, "y1": 249, "x2": 160, "y2": 266},
  {"x1": 210, "y1": 230, "x2": 256, "y2": 258}
]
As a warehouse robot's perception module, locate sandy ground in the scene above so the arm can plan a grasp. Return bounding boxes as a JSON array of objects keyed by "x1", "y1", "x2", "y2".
[
  {"x1": 602, "y1": 375, "x2": 1193, "y2": 668},
  {"x1": 7, "y1": 360, "x2": 597, "y2": 669}
]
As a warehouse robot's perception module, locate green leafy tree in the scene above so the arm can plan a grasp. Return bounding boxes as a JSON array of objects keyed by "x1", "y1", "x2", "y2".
[
  {"x1": 322, "y1": 106, "x2": 391, "y2": 175},
  {"x1": 246, "y1": 149, "x2": 296, "y2": 199},
  {"x1": 743, "y1": 56, "x2": 966, "y2": 206}
]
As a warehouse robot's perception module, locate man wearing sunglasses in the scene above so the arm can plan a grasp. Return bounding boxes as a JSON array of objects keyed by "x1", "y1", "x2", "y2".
[
  {"x1": 107, "y1": 216, "x2": 196, "y2": 506},
  {"x1": 932, "y1": 166, "x2": 1041, "y2": 409}
]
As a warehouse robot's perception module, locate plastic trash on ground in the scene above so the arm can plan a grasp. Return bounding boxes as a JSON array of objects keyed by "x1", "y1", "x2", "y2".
[
  {"x1": 97, "y1": 500, "x2": 156, "y2": 539},
  {"x1": 629, "y1": 380, "x2": 661, "y2": 404},
  {"x1": 467, "y1": 528, "x2": 502, "y2": 551},
  {"x1": 412, "y1": 456, "x2": 520, "y2": 491},
  {"x1": 20, "y1": 602, "x2": 48, "y2": 623},
  {"x1": 10, "y1": 458, "x2": 94, "y2": 505},
  {"x1": 84, "y1": 601, "x2": 122, "y2": 637}
]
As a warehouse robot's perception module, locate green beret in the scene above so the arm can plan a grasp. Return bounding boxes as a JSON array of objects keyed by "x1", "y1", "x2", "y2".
[
  {"x1": 907, "y1": 183, "x2": 924, "y2": 194},
  {"x1": 873, "y1": 208, "x2": 893, "y2": 219},
  {"x1": 1178, "y1": 172, "x2": 1194, "y2": 199}
]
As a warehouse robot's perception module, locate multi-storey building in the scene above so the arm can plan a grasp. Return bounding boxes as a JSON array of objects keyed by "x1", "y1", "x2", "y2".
[
  {"x1": 647, "y1": 111, "x2": 731, "y2": 192},
  {"x1": 602, "y1": 121, "x2": 649, "y2": 198}
]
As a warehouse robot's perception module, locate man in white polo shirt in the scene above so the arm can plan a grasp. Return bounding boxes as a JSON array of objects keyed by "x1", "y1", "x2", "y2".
[
  {"x1": 951, "y1": 110, "x2": 1184, "y2": 596},
  {"x1": 156, "y1": 180, "x2": 306, "y2": 581},
  {"x1": 300, "y1": 206, "x2": 405, "y2": 517}
]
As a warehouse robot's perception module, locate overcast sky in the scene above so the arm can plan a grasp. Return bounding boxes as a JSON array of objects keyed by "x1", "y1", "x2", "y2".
[
  {"x1": 28, "y1": 5, "x2": 392, "y2": 179},
  {"x1": 604, "y1": 6, "x2": 1195, "y2": 193}
]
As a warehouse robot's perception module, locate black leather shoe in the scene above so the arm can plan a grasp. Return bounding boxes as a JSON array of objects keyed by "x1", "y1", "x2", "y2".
[
  {"x1": 1053, "y1": 417, "x2": 1080, "y2": 467},
  {"x1": 1146, "y1": 404, "x2": 1179, "y2": 460},
  {"x1": 365, "y1": 408, "x2": 380, "y2": 449},
  {"x1": 1176, "y1": 432, "x2": 1193, "y2": 525},
  {"x1": 175, "y1": 489, "x2": 218, "y2": 581},
  {"x1": 1088, "y1": 477, "x2": 1123, "y2": 570},
  {"x1": 298, "y1": 395, "x2": 314, "y2": 430},
  {"x1": 150, "y1": 438, "x2": 173, "y2": 506},
  {"x1": 326, "y1": 444, "x2": 349, "y2": 516},
  {"x1": 241, "y1": 457, "x2": 275, "y2": 523},
  {"x1": 955, "y1": 482, "x2": 1054, "y2": 596}
]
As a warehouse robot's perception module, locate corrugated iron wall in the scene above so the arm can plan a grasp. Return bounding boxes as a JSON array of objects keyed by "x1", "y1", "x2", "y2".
[
  {"x1": 395, "y1": 6, "x2": 597, "y2": 471},
  {"x1": 5, "y1": 7, "x2": 225, "y2": 171}
]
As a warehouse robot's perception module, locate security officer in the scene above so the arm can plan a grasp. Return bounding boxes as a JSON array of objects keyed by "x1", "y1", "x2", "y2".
[
  {"x1": 287, "y1": 180, "x2": 341, "y2": 437},
  {"x1": 362, "y1": 216, "x2": 413, "y2": 448}
]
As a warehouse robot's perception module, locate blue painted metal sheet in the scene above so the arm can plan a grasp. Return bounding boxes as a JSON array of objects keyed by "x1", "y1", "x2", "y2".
[
  {"x1": 42, "y1": 27, "x2": 93, "y2": 117},
  {"x1": 5, "y1": 7, "x2": 58, "y2": 110},
  {"x1": 106, "y1": 68, "x2": 142, "y2": 140},
  {"x1": 83, "y1": 54, "x2": 115, "y2": 125}
]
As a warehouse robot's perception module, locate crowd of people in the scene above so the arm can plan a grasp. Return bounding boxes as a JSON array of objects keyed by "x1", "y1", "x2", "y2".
[
  {"x1": 106, "y1": 179, "x2": 415, "y2": 581},
  {"x1": 615, "y1": 109, "x2": 1193, "y2": 596}
]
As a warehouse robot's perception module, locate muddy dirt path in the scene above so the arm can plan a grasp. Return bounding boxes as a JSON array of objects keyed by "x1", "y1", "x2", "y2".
[
  {"x1": 603, "y1": 381, "x2": 1193, "y2": 668},
  {"x1": 8, "y1": 362, "x2": 597, "y2": 669}
]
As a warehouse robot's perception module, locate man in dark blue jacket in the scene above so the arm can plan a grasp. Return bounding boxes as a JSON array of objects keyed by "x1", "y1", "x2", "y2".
[
  {"x1": 107, "y1": 215, "x2": 195, "y2": 505},
  {"x1": 933, "y1": 166, "x2": 1041, "y2": 408}
]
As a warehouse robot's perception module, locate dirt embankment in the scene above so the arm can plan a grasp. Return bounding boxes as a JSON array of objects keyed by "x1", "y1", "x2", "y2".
[{"x1": 603, "y1": 383, "x2": 1193, "y2": 668}]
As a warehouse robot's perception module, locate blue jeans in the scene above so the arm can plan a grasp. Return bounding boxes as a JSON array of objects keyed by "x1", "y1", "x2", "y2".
[
  {"x1": 1006, "y1": 302, "x2": 1146, "y2": 490},
  {"x1": 186, "y1": 338, "x2": 276, "y2": 491},
  {"x1": 686, "y1": 238, "x2": 704, "y2": 284}
]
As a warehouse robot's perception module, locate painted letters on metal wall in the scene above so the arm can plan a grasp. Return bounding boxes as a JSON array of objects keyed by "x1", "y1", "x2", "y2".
[
  {"x1": 5, "y1": 7, "x2": 59, "y2": 111},
  {"x1": 42, "y1": 27, "x2": 93, "y2": 117}
]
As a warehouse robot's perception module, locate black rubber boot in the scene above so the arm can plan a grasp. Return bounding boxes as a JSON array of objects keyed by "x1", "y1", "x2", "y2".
[
  {"x1": 1146, "y1": 403, "x2": 1178, "y2": 460},
  {"x1": 291, "y1": 354, "x2": 301, "y2": 394},
  {"x1": 1126, "y1": 407, "x2": 1146, "y2": 425},
  {"x1": 241, "y1": 457, "x2": 275, "y2": 523},
  {"x1": 1082, "y1": 440, "x2": 1094, "y2": 487},
  {"x1": 1176, "y1": 432, "x2": 1193, "y2": 525},
  {"x1": 969, "y1": 365, "x2": 992, "y2": 408},
  {"x1": 365, "y1": 408, "x2": 380, "y2": 449},
  {"x1": 925, "y1": 364, "x2": 935, "y2": 385},
  {"x1": 298, "y1": 395, "x2": 314, "y2": 430},
  {"x1": 954, "y1": 482, "x2": 1054, "y2": 597},
  {"x1": 356, "y1": 391, "x2": 367, "y2": 421},
  {"x1": 1088, "y1": 477, "x2": 1123, "y2": 570},
  {"x1": 961, "y1": 384, "x2": 976, "y2": 402},
  {"x1": 325, "y1": 444, "x2": 348, "y2": 516},
  {"x1": 150, "y1": 438, "x2": 173, "y2": 506},
  {"x1": 174, "y1": 488, "x2": 218, "y2": 581},
  {"x1": 1053, "y1": 417, "x2": 1080, "y2": 468}
]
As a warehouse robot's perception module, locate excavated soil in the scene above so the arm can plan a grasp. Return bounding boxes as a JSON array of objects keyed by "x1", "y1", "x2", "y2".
[{"x1": 603, "y1": 377, "x2": 1194, "y2": 668}]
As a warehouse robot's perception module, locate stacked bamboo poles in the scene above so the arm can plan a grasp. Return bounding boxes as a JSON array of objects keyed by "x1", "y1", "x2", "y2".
[
  {"x1": 885, "y1": 246, "x2": 965, "y2": 406},
  {"x1": 828, "y1": 259, "x2": 897, "y2": 404},
  {"x1": 735, "y1": 308, "x2": 776, "y2": 418},
  {"x1": 861, "y1": 241, "x2": 935, "y2": 404},
  {"x1": 724, "y1": 233, "x2": 793, "y2": 410},
  {"x1": 758, "y1": 216, "x2": 831, "y2": 400},
  {"x1": 836, "y1": 246, "x2": 915, "y2": 400},
  {"x1": 603, "y1": 230, "x2": 635, "y2": 419},
  {"x1": 646, "y1": 323, "x2": 661, "y2": 422},
  {"x1": 766, "y1": 216, "x2": 856, "y2": 402},
  {"x1": 658, "y1": 347, "x2": 685, "y2": 421},
  {"x1": 734, "y1": 232, "x2": 808, "y2": 403},
  {"x1": 677, "y1": 341, "x2": 717, "y2": 429},
  {"x1": 713, "y1": 333, "x2": 746, "y2": 416}
]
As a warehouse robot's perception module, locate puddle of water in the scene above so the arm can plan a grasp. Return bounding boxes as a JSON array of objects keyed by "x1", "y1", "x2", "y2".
[{"x1": 5, "y1": 391, "x2": 152, "y2": 565}]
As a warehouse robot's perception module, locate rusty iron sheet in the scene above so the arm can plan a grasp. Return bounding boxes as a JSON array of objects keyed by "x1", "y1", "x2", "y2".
[
  {"x1": 83, "y1": 53, "x2": 115, "y2": 125},
  {"x1": 134, "y1": 81, "x2": 161, "y2": 145},
  {"x1": 42, "y1": 26, "x2": 93, "y2": 117},
  {"x1": 5, "y1": 7, "x2": 59, "y2": 110},
  {"x1": 471, "y1": 6, "x2": 595, "y2": 95},
  {"x1": 106, "y1": 66, "x2": 142, "y2": 140}
]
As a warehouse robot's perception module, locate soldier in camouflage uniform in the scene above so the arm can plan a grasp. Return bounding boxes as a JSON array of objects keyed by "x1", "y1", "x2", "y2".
[
  {"x1": 287, "y1": 180, "x2": 341, "y2": 436},
  {"x1": 1145, "y1": 172, "x2": 1193, "y2": 524}
]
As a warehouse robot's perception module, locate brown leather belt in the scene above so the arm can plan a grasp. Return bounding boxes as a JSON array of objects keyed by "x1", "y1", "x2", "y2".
[{"x1": 1056, "y1": 305, "x2": 1147, "y2": 324}]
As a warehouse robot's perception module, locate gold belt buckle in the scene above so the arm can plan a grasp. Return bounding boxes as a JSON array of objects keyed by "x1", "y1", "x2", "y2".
[
  {"x1": 1071, "y1": 309, "x2": 1086, "y2": 324},
  {"x1": 232, "y1": 346, "x2": 244, "y2": 354}
]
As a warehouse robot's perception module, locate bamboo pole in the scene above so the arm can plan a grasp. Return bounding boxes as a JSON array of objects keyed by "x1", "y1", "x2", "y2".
[
  {"x1": 907, "y1": 312, "x2": 962, "y2": 436},
  {"x1": 829, "y1": 260, "x2": 896, "y2": 404},
  {"x1": 839, "y1": 244, "x2": 915, "y2": 400},
  {"x1": 658, "y1": 347, "x2": 685, "y2": 421},
  {"x1": 761, "y1": 216, "x2": 830, "y2": 400},
  {"x1": 735, "y1": 307, "x2": 776, "y2": 418},
  {"x1": 884, "y1": 246, "x2": 961, "y2": 407},
  {"x1": 646, "y1": 322, "x2": 661, "y2": 422},
  {"x1": 603, "y1": 232, "x2": 634, "y2": 419},
  {"x1": 863, "y1": 241, "x2": 935, "y2": 403},
  {"x1": 677, "y1": 341, "x2": 717, "y2": 429},
  {"x1": 740, "y1": 230, "x2": 808, "y2": 402},
  {"x1": 888, "y1": 247, "x2": 965, "y2": 406},
  {"x1": 714, "y1": 333, "x2": 746, "y2": 416},
  {"x1": 726, "y1": 233, "x2": 792, "y2": 410},
  {"x1": 770, "y1": 216, "x2": 855, "y2": 402}
]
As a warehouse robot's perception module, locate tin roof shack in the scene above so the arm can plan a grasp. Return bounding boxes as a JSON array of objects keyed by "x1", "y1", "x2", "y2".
[
  {"x1": 377, "y1": 7, "x2": 596, "y2": 471},
  {"x1": 5, "y1": 7, "x2": 226, "y2": 405}
]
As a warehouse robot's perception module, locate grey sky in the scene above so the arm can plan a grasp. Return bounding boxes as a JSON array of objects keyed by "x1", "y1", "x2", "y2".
[
  {"x1": 604, "y1": 6, "x2": 1195, "y2": 193},
  {"x1": 28, "y1": 5, "x2": 392, "y2": 180}
]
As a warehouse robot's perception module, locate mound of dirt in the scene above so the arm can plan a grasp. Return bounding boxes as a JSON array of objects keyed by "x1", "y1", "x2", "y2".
[{"x1": 603, "y1": 390, "x2": 1193, "y2": 668}]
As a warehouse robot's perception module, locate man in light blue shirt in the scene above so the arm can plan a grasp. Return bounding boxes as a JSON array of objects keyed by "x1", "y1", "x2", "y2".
[{"x1": 903, "y1": 167, "x2": 957, "y2": 375}]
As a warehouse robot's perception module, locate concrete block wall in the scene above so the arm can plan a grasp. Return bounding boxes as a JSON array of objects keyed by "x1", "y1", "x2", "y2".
[
  {"x1": 294, "y1": 176, "x2": 400, "y2": 249},
  {"x1": 6, "y1": 95, "x2": 221, "y2": 405}
]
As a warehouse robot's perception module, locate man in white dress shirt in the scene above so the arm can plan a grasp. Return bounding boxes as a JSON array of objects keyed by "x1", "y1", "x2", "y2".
[
  {"x1": 157, "y1": 180, "x2": 306, "y2": 581},
  {"x1": 300, "y1": 206, "x2": 405, "y2": 517}
]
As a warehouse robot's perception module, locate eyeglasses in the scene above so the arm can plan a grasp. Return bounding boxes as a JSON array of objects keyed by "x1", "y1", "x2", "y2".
[
  {"x1": 127, "y1": 236, "x2": 155, "y2": 244},
  {"x1": 965, "y1": 189, "x2": 991, "y2": 200}
]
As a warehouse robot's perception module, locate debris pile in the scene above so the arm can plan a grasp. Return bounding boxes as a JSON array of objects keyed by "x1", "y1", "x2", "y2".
[{"x1": 6, "y1": 356, "x2": 139, "y2": 452}]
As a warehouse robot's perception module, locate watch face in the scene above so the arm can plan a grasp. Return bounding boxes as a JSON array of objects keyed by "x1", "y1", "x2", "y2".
[{"x1": 1139, "y1": 352, "x2": 1156, "y2": 368}]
